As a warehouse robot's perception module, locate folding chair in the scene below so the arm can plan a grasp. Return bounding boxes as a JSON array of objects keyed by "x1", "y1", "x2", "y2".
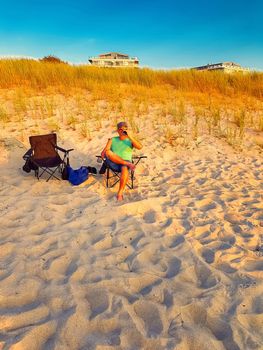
[
  {"x1": 22, "y1": 133, "x2": 74, "y2": 182},
  {"x1": 96, "y1": 155, "x2": 147, "y2": 189}
]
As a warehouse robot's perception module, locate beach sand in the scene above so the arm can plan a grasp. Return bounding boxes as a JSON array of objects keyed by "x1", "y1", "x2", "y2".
[{"x1": 0, "y1": 121, "x2": 263, "y2": 350}]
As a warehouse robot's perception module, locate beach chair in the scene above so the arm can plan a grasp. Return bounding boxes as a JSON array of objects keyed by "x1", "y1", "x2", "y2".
[
  {"x1": 23, "y1": 133, "x2": 73, "y2": 181},
  {"x1": 96, "y1": 155, "x2": 147, "y2": 189}
]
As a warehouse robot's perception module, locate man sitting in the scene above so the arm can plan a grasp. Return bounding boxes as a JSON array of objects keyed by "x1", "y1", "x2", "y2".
[{"x1": 101, "y1": 121, "x2": 142, "y2": 201}]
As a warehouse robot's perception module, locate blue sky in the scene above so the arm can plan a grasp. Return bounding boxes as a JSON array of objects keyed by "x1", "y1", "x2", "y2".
[{"x1": 0, "y1": 0, "x2": 262, "y2": 69}]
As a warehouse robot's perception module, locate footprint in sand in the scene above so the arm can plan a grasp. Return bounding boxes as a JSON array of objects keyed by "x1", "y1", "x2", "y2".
[
  {"x1": 50, "y1": 196, "x2": 69, "y2": 205},
  {"x1": 195, "y1": 262, "x2": 217, "y2": 289},
  {"x1": 224, "y1": 213, "x2": 246, "y2": 225},
  {"x1": 134, "y1": 301, "x2": 163, "y2": 337},
  {"x1": 41, "y1": 208, "x2": 54, "y2": 221},
  {"x1": 0, "y1": 278, "x2": 42, "y2": 309},
  {"x1": 199, "y1": 247, "x2": 215, "y2": 264},
  {"x1": 218, "y1": 232, "x2": 236, "y2": 245},
  {"x1": 163, "y1": 289, "x2": 173, "y2": 308},
  {"x1": 65, "y1": 208, "x2": 83, "y2": 220},
  {"x1": 181, "y1": 303, "x2": 207, "y2": 326},
  {"x1": 165, "y1": 257, "x2": 182, "y2": 278},
  {"x1": 216, "y1": 262, "x2": 237, "y2": 274},
  {"x1": 196, "y1": 177, "x2": 208, "y2": 185},
  {"x1": 244, "y1": 260, "x2": 263, "y2": 272},
  {"x1": 139, "y1": 279, "x2": 162, "y2": 296},
  {"x1": 143, "y1": 210, "x2": 156, "y2": 224},
  {"x1": 65, "y1": 259, "x2": 78, "y2": 278},
  {"x1": 42, "y1": 254, "x2": 65, "y2": 271},
  {"x1": 196, "y1": 198, "x2": 217, "y2": 211},
  {"x1": 251, "y1": 296, "x2": 263, "y2": 314},
  {"x1": 207, "y1": 317, "x2": 233, "y2": 341},
  {"x1": 168, "y1": 235, "x2": 185, "y2": 248},
  {"x1": 168, "y1": 313, "x2": 184, "y2": 337},
  {"x1": 86, "y1": 288, "x2": 109, "y2": 319}
]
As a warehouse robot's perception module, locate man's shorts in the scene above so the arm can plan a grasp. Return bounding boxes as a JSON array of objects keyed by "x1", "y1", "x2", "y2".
[{"x1": 105, "y1": 157, "x2": 130, "y2": 172}]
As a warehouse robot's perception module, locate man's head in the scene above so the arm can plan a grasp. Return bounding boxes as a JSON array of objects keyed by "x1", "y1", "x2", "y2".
[{"x1": 117, "y1": 121, "x2": 128, "y2": 135}]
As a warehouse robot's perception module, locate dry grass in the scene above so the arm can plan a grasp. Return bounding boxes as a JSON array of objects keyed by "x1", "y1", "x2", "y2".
[
  {"x1": 0, "y1": 59, "x2": 262, "y2": 98},
  {"x1": 0, "y1": 59, "x2": 262, "y2": 150}
]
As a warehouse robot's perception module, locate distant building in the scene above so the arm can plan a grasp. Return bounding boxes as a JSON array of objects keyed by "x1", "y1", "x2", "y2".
[
  {"x1": 0, "y1": 55, "x2": 38, "y2": 61},
  {"x1": 192, "y1": 62, "x2": 250, "y2": 73},
  {"x1": 89, "y1": 52, "x2": 139, "y2": 67}
]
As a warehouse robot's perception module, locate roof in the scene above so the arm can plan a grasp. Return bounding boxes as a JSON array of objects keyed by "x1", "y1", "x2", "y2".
[
  {"x1": 99, "y1": 52, "x2": 129, "y2": 58},
  {"x1": 192, "y1": 61, "x2": 243, "y2": 70}
]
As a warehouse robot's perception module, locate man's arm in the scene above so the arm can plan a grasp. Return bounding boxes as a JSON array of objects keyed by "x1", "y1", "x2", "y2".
[
  {"x1": 101, "y1": 138, "x2": 112, "y2": 158},
  {"x1": 127, "y1": 133, "x2": 142, "y2": 150}
]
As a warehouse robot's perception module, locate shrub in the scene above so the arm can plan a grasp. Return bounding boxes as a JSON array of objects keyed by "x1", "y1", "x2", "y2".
[{"x1": 40, "y1": 55, "x2": 68, "y2": 64}]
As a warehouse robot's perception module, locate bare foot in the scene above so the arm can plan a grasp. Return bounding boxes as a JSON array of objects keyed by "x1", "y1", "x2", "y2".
[{"x1": 117, "y1": 193, "x2": 124, "y2": 201}]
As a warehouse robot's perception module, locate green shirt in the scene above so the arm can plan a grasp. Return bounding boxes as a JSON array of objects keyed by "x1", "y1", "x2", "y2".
[{"x1": 111, "y1": 136, "x2": 133, "y2": 161}]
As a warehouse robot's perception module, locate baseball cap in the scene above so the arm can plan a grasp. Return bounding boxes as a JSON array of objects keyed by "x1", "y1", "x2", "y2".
[{"x1": 117, "y1": 121, "x2": 128, "y2": 129}]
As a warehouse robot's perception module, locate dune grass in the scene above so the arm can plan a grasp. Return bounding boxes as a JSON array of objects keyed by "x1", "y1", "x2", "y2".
[
  {"x1": 0, "y1": 59, "x2": 262, "y2": 150},
  {"x1": 0, "y1": 59, "x2": 262, "y2": 98}
]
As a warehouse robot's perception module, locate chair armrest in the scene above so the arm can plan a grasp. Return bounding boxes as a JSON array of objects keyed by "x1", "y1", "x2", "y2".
[
  {"x1": 23, "y1": 148, "x2": 33, "y2": 160},
  {"x1": 55, "y1": 145, "x2": 74, "y2": 153},
  {"x1": 133, "y1": 156, "x2": 147, "y2": 160},
  {"x1": 96, "y1": 155, "x2": 146, "y2": 162},
  {"x1": 96, "y1": 155, "x2": 106, "y2": 163},
  {"x1": 132, "y1": 155, "x2": 147, "y2": 166}
]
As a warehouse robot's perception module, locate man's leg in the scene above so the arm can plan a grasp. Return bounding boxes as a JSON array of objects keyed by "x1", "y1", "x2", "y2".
[
  {"x1": 105, "y1": 150, "x2": 135, "y2": 171},
  {"x1": 117, "y1": 166, "x2": 129, "y2": 201}
]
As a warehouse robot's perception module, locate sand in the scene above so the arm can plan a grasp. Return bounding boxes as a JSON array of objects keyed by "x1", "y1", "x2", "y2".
[{"x1": 0, "y1": 124, "x2": 263, "y2": 350}]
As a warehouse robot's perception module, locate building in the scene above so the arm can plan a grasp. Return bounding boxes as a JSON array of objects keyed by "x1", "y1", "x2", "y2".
[
  {"x1": 0, "y1": 55, "x2": 38, "y2": 61},
  {"x1": 89, "y1": 52, "x2": 139, "y2": 67},
  {"x1": 192, "y1": 62, "x2": 250, "y2": 73}
]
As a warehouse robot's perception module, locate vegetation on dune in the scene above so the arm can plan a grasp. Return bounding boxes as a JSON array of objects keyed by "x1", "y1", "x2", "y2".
[
  {"x1": 0, "y1": 59, "x2": 262, "y2": 150},
  {"x1": 0, "y1": 59, "x2": 262, "y2": 99},
  {"x1": 40, "y1": 55, "x2": 68, "y2": 64}
]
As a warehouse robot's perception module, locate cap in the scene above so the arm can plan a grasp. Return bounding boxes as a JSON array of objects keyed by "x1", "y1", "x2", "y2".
[{"x1": 117, "y1": 121, "x2": 128, "y2": 129}]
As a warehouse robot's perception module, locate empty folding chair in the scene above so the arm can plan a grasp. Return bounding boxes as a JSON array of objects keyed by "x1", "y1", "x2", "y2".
[{"x1": 23, "y1": 133, "x2": 73, "y2": 181}]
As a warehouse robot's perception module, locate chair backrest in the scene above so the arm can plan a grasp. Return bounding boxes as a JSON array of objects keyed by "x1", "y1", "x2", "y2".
[{"x1": 29, "y1": 133, "x2": 58, "y2": 159}]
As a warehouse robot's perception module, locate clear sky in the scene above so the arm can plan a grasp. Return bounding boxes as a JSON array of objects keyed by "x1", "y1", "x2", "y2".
[{"x1": 0, "y1": 0, "x2": 262, "y2": 70}]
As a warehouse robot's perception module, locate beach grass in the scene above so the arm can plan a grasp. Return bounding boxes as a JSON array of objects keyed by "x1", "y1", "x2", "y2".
[
  {"x1": 0, "y1": 59, "x2": 262, "y2": 149},
  {"x1": 0, "y1": 59, "x2": 262, "y2": 97}
]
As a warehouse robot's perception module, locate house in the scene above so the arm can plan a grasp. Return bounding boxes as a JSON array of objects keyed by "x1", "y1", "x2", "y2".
[
  {"x1": 89, "y1": 52, "x2": 139, "y2": 67},
  {"x1": 192, "y1": 62, "x2": 249, "y2": 73}
]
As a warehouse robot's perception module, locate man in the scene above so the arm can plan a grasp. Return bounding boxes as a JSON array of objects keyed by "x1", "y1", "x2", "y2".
[{"x1": 101, "y1": 121, "x2": 142, "y2": 201}]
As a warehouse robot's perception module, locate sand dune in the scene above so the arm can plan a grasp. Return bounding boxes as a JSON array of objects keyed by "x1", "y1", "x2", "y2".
[{"x1": 0, "y1": 127, "x2": 262, "y2": 350}]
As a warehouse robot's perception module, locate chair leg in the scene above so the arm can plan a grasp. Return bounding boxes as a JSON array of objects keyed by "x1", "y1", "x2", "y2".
[
  {"x1": 110, "y1": 175, "x2": 121, "y2": 188},
  {"x1": 101, "y1": 156, "x2": 146, "y2": 190},
  {"x1": 34, "y1": 166, "x2": 61, "y2": 182},
  {"x1": 105, "y1": 166, "x2": 136, "y2": 189},
  {"x1": 46, "y1": 166, "x2": 61, "y2": 182},
  {"x1": 131, "y1": 170, "x2": 134, "y2": 189},
  {"x1": 106, "y1": 167, "x2": 110, "y2": 188}
]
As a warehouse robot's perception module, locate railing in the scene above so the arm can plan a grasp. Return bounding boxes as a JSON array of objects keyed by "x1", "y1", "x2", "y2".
[{"x1": 89, "y1": 56, "x2": 138, "y2": 61}]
